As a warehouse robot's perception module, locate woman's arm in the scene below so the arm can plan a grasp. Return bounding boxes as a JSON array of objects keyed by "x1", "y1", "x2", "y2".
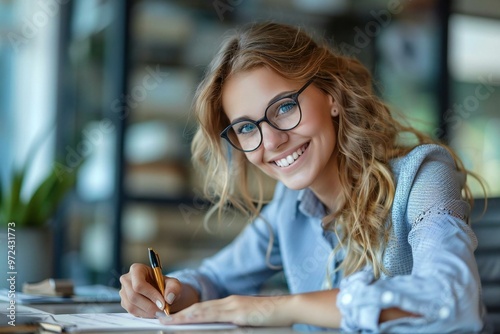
[
  {"x1": 160, "y1": 288, "x2": 417, "y2": 328},
  {"x1": 158, "y1": 290, "x2": 342, "y2": 327},
  {"x1": 337, "y1": 147, "x2": 484, "y2": 332},
  {"x1": 168, "y1": 184, "x2": 289, "y2": 302},
  {"x1": 293, "y1": 290, "x2": 417, "y2": 327}
]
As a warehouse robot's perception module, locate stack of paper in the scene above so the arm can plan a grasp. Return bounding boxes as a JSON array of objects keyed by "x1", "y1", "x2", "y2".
[{"x1": 22, "y1": 278, "x2": 74, "y2": 297}]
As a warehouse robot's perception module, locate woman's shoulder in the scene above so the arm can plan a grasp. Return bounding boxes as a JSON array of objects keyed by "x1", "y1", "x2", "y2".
[
  {"x1": 391, "y1": 143, "x2": 458, "y2": 179},
  {"x1": 390, "y1": 143, "x2": 466, "y2": 205},
  {"x1": 390, "y1": 144, "x2": 467, "y2": 213},
  {"x1": 390, "y1": 144, "x2": 470, "y2": 230}
]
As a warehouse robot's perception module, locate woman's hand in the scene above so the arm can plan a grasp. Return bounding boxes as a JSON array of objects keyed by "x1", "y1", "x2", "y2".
[
  {"x1": 158, "y1": 290, "x2": 342, "y2": 329},
  {"x1": 119, "y1": 263, "x2": 194, "y2": 318},
  {"x1": 158, "y1": 295, "x2": 297, "y2": 327}
]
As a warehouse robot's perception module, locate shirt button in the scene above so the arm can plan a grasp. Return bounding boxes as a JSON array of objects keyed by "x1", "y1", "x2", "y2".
[
  {"x1": 381, "y1": 291, "x2": 394, "y2": 304},
  {"x1": 341, "y1": 293, "x2": 353, "y2": 305},
  {"x1": 439, "y1": 307, "x2": 450, "y2": 319}
]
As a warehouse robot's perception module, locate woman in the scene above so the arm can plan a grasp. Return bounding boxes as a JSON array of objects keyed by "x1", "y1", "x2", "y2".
[{"x1": 120, "y1": 22, "x2": 486, "y2": 332}]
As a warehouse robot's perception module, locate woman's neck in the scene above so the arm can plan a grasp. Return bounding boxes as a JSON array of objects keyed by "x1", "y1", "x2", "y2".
[{"x1": 309, "y1": 158, "x2": 342, "y2": 214}]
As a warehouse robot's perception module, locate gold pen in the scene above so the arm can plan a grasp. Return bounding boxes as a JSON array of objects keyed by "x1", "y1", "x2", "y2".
[{"x1": 148, "y1": 247, "x2": 170, "y2": 315}]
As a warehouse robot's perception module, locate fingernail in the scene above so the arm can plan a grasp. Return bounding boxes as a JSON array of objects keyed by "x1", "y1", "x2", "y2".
[
  {"x1": 166, "y1": 292, "x2": 176, "y2": 304},
  {"x1": 156, "y1": 312, "x2": 172, "y2": 322},
  {"x1": 156, "y1": 300, "x2": 163, "y2": 310}
]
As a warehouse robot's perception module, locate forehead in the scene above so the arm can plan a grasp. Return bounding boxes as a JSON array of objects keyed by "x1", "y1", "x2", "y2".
[{"x1": 221, "y1": 67, "x2": 297, "y2": 121}]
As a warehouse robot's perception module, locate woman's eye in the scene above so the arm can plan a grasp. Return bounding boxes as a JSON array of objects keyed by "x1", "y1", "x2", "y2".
[
  {"x1": 277, "y1": 101, "x2": 297, "y2": 115},
  {"x1": 236, "y1": 122, "x2": 257, "y2": 135}
]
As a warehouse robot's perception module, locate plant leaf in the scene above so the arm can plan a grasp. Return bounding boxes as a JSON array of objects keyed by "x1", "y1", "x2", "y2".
[
  {"x1": 23, "y1": 166, "x2": 77, "y2": 227},
  {"x1": 23, "y1": 171, "x2": 59, "y2": 226},
  {"x1": 8, "y1": 167, "x2": 27, "y2": 225},
  {"x1": 0, "y1": 175, "x2": 4, "y2": 223},
  {"x1": 37, "y1": 171, "x2": 76, "y2": 226}
]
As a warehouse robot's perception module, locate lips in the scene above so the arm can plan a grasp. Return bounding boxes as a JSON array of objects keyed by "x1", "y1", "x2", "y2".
[{"x1": 274, "y1": 143, "x2": 309, "y2": 167}]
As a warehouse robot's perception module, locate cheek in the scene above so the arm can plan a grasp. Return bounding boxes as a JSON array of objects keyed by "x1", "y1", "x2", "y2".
[
  {"x1": 244, "y1": 151, "x2": 262, "y2": 167},
  {"x1": 301, "y1": 112, "x2": 335, "y2": 135},
  {"x1": 245, "y1": 151, "x2": 276, "y2": 178}
]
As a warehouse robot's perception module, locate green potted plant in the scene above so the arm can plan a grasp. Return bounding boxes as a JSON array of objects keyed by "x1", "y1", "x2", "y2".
[
  {"x1": 0, "y1": 155, "x2": 78, "y2": 288},
  {"x1": 0, "y1": 162, "x2": 77, "y2": 227}
]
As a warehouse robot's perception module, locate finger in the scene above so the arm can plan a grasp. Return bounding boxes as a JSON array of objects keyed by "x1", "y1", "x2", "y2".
[
  {"x1": 164, "y1": 277, "x2": 182, "y2": 306},
  {"x1": 120, "y1": 286, "x2": 155, "y2": 318},
  {"x1": 122, "y1": 264, "x2": 167, "y2": 316},
  {"x1": 119, "y1": 273, "x2": 153, "y2": 317},
  {"x1": 165, "y1": 301, "x2": 232, "y2": 324},
  {"x1": 180, "y1": 296, "x2": 236, "y2": 313},
  {"x1": 130, "y1": 263, "x2": 167, "y2": 310}
]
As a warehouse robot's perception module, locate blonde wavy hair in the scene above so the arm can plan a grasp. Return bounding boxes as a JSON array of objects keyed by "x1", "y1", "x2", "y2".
[{"x1": 190, "y1": 22, "x2": 480, "y2": 279}]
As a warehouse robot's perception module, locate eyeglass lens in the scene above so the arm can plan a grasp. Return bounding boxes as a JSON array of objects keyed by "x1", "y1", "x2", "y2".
[{"x1": 226, "y1": 96, "x2": 301, "y2": 151}]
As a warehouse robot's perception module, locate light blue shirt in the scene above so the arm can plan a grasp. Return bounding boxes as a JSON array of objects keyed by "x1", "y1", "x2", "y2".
[{"x1": 170, "y1": 144, "x2": 485, "y2": 332}]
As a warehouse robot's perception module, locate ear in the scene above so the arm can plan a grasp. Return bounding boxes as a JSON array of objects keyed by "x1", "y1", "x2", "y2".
[{"x1": 328, "y1": 94, "x2": 339, "y2": 117}]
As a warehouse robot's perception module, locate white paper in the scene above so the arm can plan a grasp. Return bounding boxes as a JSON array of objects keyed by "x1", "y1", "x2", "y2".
[
  {"x1": 0, "y1": 303, "x2": 54, "y2": 327},
  {"x1": 41, "y1": 313, "x2": 238, "y2": 332}
]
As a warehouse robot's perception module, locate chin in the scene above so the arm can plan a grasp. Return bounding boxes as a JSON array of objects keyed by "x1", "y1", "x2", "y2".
[{"x1": 281, "y1": 179, "x2": 310, "y2": 191}]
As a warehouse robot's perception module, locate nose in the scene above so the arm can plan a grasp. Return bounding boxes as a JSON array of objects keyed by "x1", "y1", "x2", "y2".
[{"x1": 260, "y1": 122, "x2": 288, "y2": 151}]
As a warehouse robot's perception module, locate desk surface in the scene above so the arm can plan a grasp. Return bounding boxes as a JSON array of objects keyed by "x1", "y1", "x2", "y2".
[
  {"x1": 32, "y1": 302, "x2": 126, "y2": 315},
  {"x1": 2, "y1": 303, "x2": 341, "y2": 333},
  {"x1": 33, "y1": 327, "x2": 325, "y2": 334},
  {"x1": 39, "y1": 328, "x2": 331, "y2": 334}
]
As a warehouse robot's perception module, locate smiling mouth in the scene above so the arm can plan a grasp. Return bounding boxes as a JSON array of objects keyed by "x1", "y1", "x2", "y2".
[{"x1": 274, "y1": 143, "x2": 309, "y2": 167}]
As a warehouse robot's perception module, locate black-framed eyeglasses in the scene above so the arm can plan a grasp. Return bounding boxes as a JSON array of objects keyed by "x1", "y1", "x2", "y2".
[{"x1": 220, "y1": 78, "x2": 314, "y2": 152}]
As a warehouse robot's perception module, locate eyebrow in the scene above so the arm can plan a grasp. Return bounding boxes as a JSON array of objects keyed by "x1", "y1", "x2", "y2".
[
  {"x1": 228, "y1": 89, "x2": 297, "y2": 124},
  {"x1": 267, "y1": 89, "x2": 296, "y2": 106}
]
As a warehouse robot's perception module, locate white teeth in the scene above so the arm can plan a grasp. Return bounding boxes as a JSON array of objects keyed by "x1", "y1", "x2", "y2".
[{"x1": 274, "y1": 145, "x2": 307, "y2": 168}]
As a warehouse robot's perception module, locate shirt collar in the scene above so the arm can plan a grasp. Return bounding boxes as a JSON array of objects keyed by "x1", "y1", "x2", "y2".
[{"x1": 297, "y1": 188, "x2": 327, "y2": 219}]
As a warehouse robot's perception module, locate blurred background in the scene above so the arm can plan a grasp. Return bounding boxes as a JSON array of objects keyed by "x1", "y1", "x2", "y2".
[{"x1": 0, "y1": 0, "x2": 499, "y2": 293}]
